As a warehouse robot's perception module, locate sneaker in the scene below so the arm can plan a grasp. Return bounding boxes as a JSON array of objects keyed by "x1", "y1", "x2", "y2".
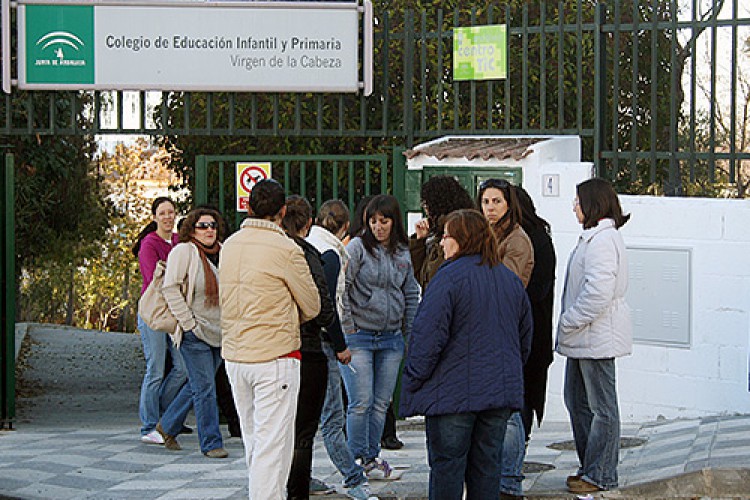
[
  {"x1": 363, "y1": 458, "x2": 394, "y2": 481},
  {"x1": 140, "y1": 430, "x2": 164, "y2": 445},
  {"x1": 309, "y1": 477, "x2": 335, "y2": 495},
  {"x1": 345, "y1": 483, "x2": 378, "y2": 500},
  {"x1": 204, "y1": 447, "x2": 229, "y2": 459},
  {"x1": 156, "y1": 423, "x2": 181, "y2": 451}
]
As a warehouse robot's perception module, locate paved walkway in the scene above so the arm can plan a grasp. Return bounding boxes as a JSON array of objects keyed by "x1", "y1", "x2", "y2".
[{"x1": 2, "y1": 325, "x2": 749, "y2": 499}]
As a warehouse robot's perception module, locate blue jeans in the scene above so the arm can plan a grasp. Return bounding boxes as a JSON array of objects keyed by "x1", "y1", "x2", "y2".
[
  {"x1": 500, "y1": 411, "x2": 525, "y2": 495},
  {"x1": 339, "y1": 330, "x2": 404, "y2": 463},
  {"x1": 564, "y1": 358, "x2": 620, "y2": 490},
  {"x1": 161, "y1": 331, "x2": 223, "y2": 454},
  {"x1": 319, "y1": 341, "x2": 366, "y2": 488},
  {"x1": 426, "y1": 409, "x2": 512, "y2": 500},
  {"x1": 138, "y1": 315, "x2": 188, "y2": 435}
]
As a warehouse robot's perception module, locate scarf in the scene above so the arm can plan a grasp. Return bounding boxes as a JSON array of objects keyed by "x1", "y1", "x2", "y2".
[{"x1": 191, "y1": 238, "x2": 220, "y2": 307}]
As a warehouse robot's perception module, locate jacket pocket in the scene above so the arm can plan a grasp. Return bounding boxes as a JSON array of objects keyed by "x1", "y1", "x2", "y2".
[{"x1": 560, "y1": 324, "x2": 590, "y2": 351}]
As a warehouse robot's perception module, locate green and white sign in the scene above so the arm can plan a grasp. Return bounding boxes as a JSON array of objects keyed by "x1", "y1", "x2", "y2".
[
  {"x1": 25, "y1": 5, "x2": 95, "y2": 85},
  {"x1": 453, "y1": 25, "x2": 507, "y2": 81},
  {"x1": 18, "y1": 2, "x2": 365, "y2": 92}
]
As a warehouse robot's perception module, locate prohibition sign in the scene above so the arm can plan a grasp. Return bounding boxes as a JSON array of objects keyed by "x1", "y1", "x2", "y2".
[{"x1": 240, "y1": 166, "x2": 269, "y2": 192}]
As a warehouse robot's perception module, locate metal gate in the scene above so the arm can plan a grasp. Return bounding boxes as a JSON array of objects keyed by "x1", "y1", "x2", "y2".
[
  {"x1": 1, "y1": 153, "x2": 15, "y2": 428},
  {"x1": 194, "y1": 150, "x2": 405, "y2": 229}
]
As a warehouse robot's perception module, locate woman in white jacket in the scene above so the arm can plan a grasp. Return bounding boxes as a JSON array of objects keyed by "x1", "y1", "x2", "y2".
[
  {"x1": 557, "y1": 177, "x2": 632, "y2": 494},
  {"x1": 157, "y1": 207, "x2": 228, "y2": 459}
]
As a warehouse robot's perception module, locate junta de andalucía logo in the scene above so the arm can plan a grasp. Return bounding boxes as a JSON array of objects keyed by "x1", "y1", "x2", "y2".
[{"x1": 34, "y1": 31, "x2": 87, "y2": 67}]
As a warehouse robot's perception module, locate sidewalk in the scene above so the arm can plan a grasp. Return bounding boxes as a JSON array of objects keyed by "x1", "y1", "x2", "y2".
[{"x1": 1, "y1": 324, "x2": 749, "y2": 499}]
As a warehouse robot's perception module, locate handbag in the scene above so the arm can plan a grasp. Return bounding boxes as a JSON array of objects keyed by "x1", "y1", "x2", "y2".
[{"x1": 138, "y1": 260, "x2": 178, "y2": 332}]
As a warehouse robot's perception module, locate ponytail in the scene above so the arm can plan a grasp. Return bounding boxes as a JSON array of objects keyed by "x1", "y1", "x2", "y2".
[{"x1": 131, "y1": 221, "x2": 158, "y2": 257}]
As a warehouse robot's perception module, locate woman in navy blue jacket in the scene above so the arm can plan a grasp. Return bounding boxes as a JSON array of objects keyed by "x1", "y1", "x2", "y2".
[{"x1": 401, "y1": 209, "x2": 533, "y2": 500}]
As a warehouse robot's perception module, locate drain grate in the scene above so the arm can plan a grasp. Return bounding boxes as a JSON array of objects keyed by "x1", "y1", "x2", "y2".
[
  {"x1": 547, "y1": 436, "x2": 647, "y2": 451},
  {"x1": 523, "y1": 461, "x2": 556, "y2": 473}
]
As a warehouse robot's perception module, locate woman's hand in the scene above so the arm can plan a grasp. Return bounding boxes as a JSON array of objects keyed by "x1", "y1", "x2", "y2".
[
  {"x1": 415, "y1": 219, "x2": 430, "y2": 239},
  {"x1": 336, "y1": 348, "x2": 352, "y2": 364}
]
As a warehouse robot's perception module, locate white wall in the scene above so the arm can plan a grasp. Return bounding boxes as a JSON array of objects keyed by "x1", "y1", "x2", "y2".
[
  {"x1": 407, "y1": 135, "x2": 750, "y2": 423},
  {"x1": 537, "y1": 173, "x2": 750, "y2": 423}
]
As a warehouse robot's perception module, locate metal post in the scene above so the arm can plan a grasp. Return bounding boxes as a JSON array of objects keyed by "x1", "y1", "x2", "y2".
[
  {"x1": 593, "y1": 2, "x2": 608, "y2": 178},
  {"x1": 1, "y1": 153, "x2": 15, "y2": 429},
  {"x1": 194, "y1": 155, "x2": 207, "y2": 207}
]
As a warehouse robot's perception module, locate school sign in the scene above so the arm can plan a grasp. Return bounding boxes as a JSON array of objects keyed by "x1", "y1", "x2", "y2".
[{"x1": 17, "y1": 1, "x2": 371, "y2": 93}]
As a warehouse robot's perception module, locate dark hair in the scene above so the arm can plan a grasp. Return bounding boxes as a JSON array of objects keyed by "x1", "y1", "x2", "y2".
[
  {"x1": 576, "y1": 177, "x2": 630, "y2": 229},
  {"x1": 282, "y1": 195, "x2": 313, "y2": 236},
  {"x1": 349, "y1": 195, "x2": 374, "y2": 238},
  {"x1": 443, "y1": 209, "x2": 500, "y2": 267},
  {"x1": 317, "y1": 199, "x2": 350, "y2": 235},
  {"x1": 420, "y1": 175, "x2": 475, "y2": 236},
  {"x1": 514, "y1": 185, "x2": 551, "y2": 234},
  {"x1": 477, "y1": 178, "x2": 522, "y2": 242},
  {"x1": 361, "y1": 194, "x2": 408, "y2": 254},
  {"x1": 179, "y1": 207, "x2": 224, "y2": 243},
  {"x1": 249, "y1": 179, "x2": 285, "y2": 218},
  {"x1": 131, "y1": 196, "x2": 175, "y2": 257}
]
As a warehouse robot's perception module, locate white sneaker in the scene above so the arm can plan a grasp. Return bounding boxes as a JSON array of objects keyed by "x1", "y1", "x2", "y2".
[
  {"x1": 345, "y1": 482, "x2": 378, "y2": 500},
  {"x1": 140, "y1": 430, "x2": 164, "y2": 444}
]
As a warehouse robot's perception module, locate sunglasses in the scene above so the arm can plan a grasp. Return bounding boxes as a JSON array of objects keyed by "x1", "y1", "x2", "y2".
[
  {"x1": 479, "y1": 178, "x2": 510, "y2": 191},
  {"x1": 194, "y1": 221, "x2": 217, "y2": 230}
]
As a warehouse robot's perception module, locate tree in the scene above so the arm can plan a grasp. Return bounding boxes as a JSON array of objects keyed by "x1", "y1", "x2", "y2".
[
  {"x1": 16, "y1": 136, "x2": 177, "y2": 331},
  {"x1": 7, "y1": 91, "x2": 110, "y2": 322},
  {"x1": 153, "y1": 0, "x2": 688, "y2": 198}
]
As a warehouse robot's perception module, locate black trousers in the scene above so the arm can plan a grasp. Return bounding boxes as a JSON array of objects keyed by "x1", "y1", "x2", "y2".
[
  {"x1": 215, "y1": 361, "x2": 241, "y2": 437},
  {"x1": 287, "y1": 353, "x2": 328, "y2": 500}
]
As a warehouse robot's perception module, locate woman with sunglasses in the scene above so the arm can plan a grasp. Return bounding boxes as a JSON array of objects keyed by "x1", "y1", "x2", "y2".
[
  {"x1": 401, "y1": 209, "x2": 532, "y2": 500},
  {"x1": 477, "y1": 179, "x2": 534, "y2": 287},
  {"x1": 155, "y1": 207, "x2": 228, "y2": 458},
  {"x1": 558, "y1": 178, "x2": 632, "y2": 494},
  {"x1": 340, "y1": 194, "x2": 420, "y2": 481}
]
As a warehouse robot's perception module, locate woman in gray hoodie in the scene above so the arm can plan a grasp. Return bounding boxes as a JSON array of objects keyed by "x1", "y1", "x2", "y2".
[{"x1": 340, "y1": 194, "x2": 420, "y2": 482}]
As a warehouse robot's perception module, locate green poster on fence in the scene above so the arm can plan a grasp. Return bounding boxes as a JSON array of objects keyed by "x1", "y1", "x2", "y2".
[
  {"x1": 25, "y1": 5, "x2": 95, "y2": 85},
  {"x1": 453, "y1": 25, "x2": 507, "y2": 81}
]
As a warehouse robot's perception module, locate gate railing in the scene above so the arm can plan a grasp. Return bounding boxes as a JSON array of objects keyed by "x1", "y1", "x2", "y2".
[
  {"x1": 2, "y1": 1, "x2": 749, "y2": 195},
  {"x1": 195, "y1": 152, "x2": 401, "y2": 229}
]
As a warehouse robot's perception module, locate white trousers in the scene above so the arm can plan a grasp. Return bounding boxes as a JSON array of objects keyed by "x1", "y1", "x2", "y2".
[{"x1": 226, "y1": 358, "x2": 301, "y2": 500}]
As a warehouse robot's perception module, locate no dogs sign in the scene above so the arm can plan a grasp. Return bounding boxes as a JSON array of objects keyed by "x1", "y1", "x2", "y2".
[{"x1": 236, "y1": 162, "x2": 272, "y2": 211}]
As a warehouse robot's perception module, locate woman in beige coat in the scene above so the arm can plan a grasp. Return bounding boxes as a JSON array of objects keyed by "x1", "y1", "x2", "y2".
[
  {"x1": 477, "y1": 178, "x2": 534, "y2": 287},
  {"x1": 157, "y1": 207, "x2": 228, "y2": 459}
]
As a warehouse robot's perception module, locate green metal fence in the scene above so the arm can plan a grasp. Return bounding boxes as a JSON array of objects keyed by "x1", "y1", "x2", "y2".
[
  {"x1": 2, "y1": 1, "x2": 748, "y2": 195},
  {"x1": 194, "y1": 151, "x2": 404, "y2": 229},
  {"x1": 1, "y1": 153, "x2": 14, "y2": 428}
]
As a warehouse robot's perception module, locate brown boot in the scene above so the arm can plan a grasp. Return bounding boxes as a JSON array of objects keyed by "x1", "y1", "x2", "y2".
[
  {"x1": 204, "y1": 447, "x2": 229, "y2": 458},
  {"x1": 156, "y1": 423, "x2": 181, "y2": 451}
]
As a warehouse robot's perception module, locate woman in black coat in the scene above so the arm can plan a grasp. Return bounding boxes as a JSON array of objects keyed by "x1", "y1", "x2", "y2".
[
  {"x1": 515, "y1": 186, "x2": 556, "y2": 440},
  {"x1": 282, "y1": 195, "x2": 336, "y2": 500}
]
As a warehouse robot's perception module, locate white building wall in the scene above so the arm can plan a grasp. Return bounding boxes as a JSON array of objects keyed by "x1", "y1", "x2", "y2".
[
  {"x1": 532, "y1": 168, "x2": 750, "y2": 423},
  {"x1": 407, "y1": 135, "x2": 750, "y2": 424}
]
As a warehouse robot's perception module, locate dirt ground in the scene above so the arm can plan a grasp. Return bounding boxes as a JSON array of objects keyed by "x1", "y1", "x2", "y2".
[{"x1": 14, "y1": 324, "x2": 144, "y2": 429}]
